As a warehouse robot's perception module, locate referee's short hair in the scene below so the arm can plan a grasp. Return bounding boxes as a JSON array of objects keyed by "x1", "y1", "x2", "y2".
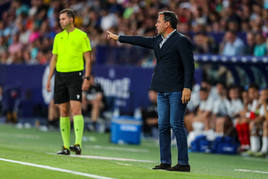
[
  {"x1": 159, "y1": 11, "x2": 178, "y2": 29},
  {"x1": 60, "y1": 8, "x2": 75, "y2": 22}
]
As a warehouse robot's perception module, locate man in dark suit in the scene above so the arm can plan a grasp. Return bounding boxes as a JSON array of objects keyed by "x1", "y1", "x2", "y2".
[{"x1": 107, "y1": 11, "x2": 194, "y2": 172}]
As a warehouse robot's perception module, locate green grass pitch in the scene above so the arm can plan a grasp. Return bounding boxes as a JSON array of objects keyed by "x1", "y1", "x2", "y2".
[{"x1": 0, "y1": 124, "x2": 268, "y2": 179}]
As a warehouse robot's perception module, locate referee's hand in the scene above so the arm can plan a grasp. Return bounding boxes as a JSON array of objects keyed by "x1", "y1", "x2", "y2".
[
  {"x1": 181, "y1": 88, "x2": 191, "y2": 104},
  {"x1": 82, "y1": 79, "x2": 90, "y2": 91},
  {"x1": 107, "y1": 31, "x2": 119, "y2": 40},
  {"x1": 46, "y1": 80, "x2": 51, "y2": 92}
]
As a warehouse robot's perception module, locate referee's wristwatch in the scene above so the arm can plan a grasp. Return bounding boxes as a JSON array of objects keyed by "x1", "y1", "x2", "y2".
[{"x1": 83, "y1": 76, "x2": 90, "y2": 80}]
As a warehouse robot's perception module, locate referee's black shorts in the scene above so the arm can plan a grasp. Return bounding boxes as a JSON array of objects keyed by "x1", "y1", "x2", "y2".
[{"x1": 54, "y1": 71, "x2": 83, "y2": 104}]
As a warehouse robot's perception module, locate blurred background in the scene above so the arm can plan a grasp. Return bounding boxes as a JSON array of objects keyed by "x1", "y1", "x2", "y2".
[{"x1": 0, "y1": 0, "x2": 268, "y2": 156}]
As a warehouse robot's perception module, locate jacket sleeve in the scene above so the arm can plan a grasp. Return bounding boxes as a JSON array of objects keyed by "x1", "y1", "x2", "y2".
[
  {"x1": 177, "y1": 36, "x2": 195, "y2": 90},
  {"x1": 119, "y1": 35, "x2": 154, "y2": 49}
]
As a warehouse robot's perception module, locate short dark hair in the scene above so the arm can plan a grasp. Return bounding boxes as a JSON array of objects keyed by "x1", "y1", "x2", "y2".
[
  {"x1": 200, "y1": 87, "x2": 208, "y2": 92},
  {"x1": 228, "y1": 84, "x2": 239, "y2": 90},
  {"x1": 216, "y1": 81, "x2": 226, "y2": 88},
  {"x1": 159, "y1": 11, "x2": 178, "y2": 29},
  {"x1": 59, "y1": 8, "x2": 75, "y2": 22},
  {"x1": 248, "y1": 83, "x2": 259, "y2": 90}
]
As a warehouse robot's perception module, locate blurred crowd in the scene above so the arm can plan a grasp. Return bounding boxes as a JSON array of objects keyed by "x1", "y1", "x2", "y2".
[
  {"x1": 185, "y1": 81, "x2": 268, "y2": 157},
  {"x1": 138, "y1": 79, "x2": 268, "y2": 156},
  {"x1": 0, "y1": 0, "x2": 268, "y2": 65}
]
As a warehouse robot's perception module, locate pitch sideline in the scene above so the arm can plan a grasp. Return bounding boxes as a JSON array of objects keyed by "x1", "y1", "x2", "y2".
[
  {"x1": 47, "y1": 153, "x2": 154, "y2": 163},
  {"x1": 0, "y1": 157, "x2": 115, "y2": 179},
  {"x1": 69, "y1": 154, "x2": 154, "y2": 163},
  {"x1": 235, "y1": 169, "x2": 268, "y2": 175}
]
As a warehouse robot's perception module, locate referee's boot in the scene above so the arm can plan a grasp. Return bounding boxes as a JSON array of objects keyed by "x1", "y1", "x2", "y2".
[
  {"x1": 57, "y1": 147, "x2": 70, "y2": 155},
  {"x1": 70, "y1": 144, "x2": 81, "y2": 155}
]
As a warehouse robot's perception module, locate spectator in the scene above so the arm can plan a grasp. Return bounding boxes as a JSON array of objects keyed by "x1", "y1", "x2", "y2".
[
  {"x1": 193, "y1": 33, "x2": 210, "y2": 54},
  {"x1": 254, "y1": 33, "x2": 267, "y2": 57},
  {"x1": 8, "y1": 34, "x2": 23, "y2": 55},
  {"x1": 227, "y1": 85, "x2": 244, "y2": 123},
  {"x1": 141, "y1": 90, "x2": 158, "y2": 138},
  {"x1": 192, "y1": 87, "x2": 214, "y2": 131},
  {"x1": 18, "y1": 24, "x2": 30, "y2": 45},
  {"x1": 2, "y1": 88, "x2": 20, "y2": 124},
  {"x1": 247, "y1": 89, "x2": 268, "y2": 157},
  {"x1": 82, "y1": 75, "x2": 106, "y2": 131},
  {"x1": 0, "y1": 36, "x2": 7, "y2": 55},
  {"x1": 177, "y1": 22, "x2": 191, "y2": 37},
  {"x1": 100, "y1": 9, "x2": 118, "y2": 31},
  {"x1": 201, "y1": 80, "x2": 219, "y2": 101},
  {"x1": 227, "y1": 21, "x2": 239, "y2": 33},
  {"x1": 17, "y1": 89, "x2": 35, "y2": 126},
  {"x1": 184, "y1": 83, "x2": 201, "y2": 132},
  {"x1": 0, "y1": 0, "x2": 268, "y2": 65},
  {"x1": 221, "y1": 31, "x2": 245, "y2": 56},
  {"x1": 0, "y1": 51, "x2": 9, "y2": 64},
  {"x1": 236, "y1": 84, "x2": 259, "y2": 151},
  {"x1": 47, "y1": 99, "x2": 59, "y2": 130},
  {"x1": 257, "y1": 89, "x2": 268, "y2": 157},
  {"x1": 244, "y1": 32, "x2": 255, "y2": 55},
  {"x1": 213, "y1": 83, "x2": 230, "y2": 136},
  {"x1": 192, "y1": 7, "x2": 207, "y2": 26},
  {"x1": 225, "y1": 85, "x2": 244, "y2": 137}
]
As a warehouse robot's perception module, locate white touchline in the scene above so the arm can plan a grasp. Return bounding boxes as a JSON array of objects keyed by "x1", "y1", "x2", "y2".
[
  {"x1": 242, "y1": 157, "x2": 268, "y2": 163},
  {"x1": 69, "y1": 155, "x2": 154, "y2": 163},
  {"x1": 235, "y1": 169, "x2": 268, "y2": 175},
  {"x1": 85, "y1": 145, "x2": 149, "y2": 153},
  {"x1": 0, "y1": 133, "x2": 40, "y2": 139},
  {"x1": 47, "y1": 153, "x2": 154, "y2": 163},
  {"x1": 0, "y1": 157, "x2": 115, "y2": 179},
  {"x1": 115, "y1": 162, "x2": 132, "y2": 166}
]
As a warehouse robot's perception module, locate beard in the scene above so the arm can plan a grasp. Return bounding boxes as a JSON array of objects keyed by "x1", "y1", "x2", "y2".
[
  {"x1": 60, "y1": 22, "x2": 71, "y2": 30},
  {"x1": 157, "y1": 30, "x2": 164, "y2": 35}
]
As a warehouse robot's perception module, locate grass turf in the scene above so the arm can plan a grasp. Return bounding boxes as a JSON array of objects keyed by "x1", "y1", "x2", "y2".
[{"x1": 0, "y1": 124, "x2": 268, "y2": 179}]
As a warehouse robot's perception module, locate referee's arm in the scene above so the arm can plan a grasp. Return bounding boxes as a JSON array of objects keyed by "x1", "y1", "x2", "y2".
[
  {"x1": 82, "y1": 51, "x2": 92, "y2": 91},
  {"x1": 46, "y1": 54, "x2": 57, "y2": 92}
]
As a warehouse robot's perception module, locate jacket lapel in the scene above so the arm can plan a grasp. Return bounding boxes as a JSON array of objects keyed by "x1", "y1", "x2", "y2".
[
  {"x1": 159, "y1": 31, "x2": 177, "y2": 50},
  {"x1": 157, "y1": 37, "x2": 162, "y2": 49}
]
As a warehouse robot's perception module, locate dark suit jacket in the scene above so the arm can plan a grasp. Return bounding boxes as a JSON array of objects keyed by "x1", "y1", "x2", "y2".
[{"x1": 119, "y1": 31, "x2": 195, "y2": 92}]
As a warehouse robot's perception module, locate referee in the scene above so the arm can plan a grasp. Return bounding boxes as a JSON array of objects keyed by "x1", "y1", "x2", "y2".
[{"x1": 46, "y1": 9, "x2": 92, "y2": 155}]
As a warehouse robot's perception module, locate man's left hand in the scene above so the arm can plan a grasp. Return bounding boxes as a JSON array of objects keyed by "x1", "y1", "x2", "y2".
[
  {"x1": 82, "y1": 79, "x2": 90, "y2": 91},
  {"x1": 181, "y1": 88, "x2": 191, "y2": 104}
]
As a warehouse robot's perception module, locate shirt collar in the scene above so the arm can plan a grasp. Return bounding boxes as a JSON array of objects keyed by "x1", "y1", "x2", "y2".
[
  {"x1": 63, "y1": 28, "x2": 76, "y2": 34},
  {"x1": 161, "y1": 29, "x2": 176, "y2": 40}
]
